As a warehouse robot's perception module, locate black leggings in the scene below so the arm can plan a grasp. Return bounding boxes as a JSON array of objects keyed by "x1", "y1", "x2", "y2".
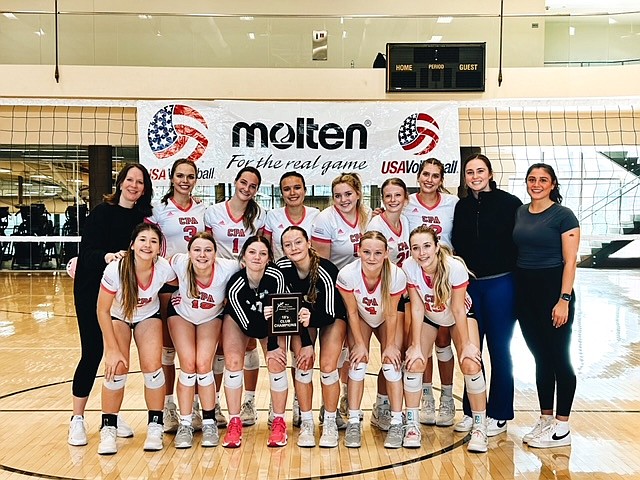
[
  {"x1": 72, "y1": 293, "x2": 103, "y2": 398},
  {"x1": 515, "y1": 266, "x2": 576, "y2": 417}
]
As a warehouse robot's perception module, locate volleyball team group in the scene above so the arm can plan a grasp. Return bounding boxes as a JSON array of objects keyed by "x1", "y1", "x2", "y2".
[{"x1": 66, "y1": 154, "x2": 580, "y2": 456}]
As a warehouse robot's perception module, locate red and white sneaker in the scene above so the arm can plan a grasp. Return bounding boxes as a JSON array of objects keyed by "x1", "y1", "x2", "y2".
[
  {"x1": 222, "y1": 417, "x2": 243, "y2": 448},
  {"x1": 267, "y1": 417, "x2": 288, "y2": 447}
]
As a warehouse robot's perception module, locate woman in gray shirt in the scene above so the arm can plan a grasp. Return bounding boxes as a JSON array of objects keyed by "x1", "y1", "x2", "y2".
[{"x1": 512, "y1": 163, "x2": 580, "y2": 449}]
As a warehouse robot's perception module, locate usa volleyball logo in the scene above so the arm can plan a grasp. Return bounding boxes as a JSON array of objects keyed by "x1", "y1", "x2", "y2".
[
  {"x1": 147, "y1": 105, "x2": 209, "y2": 162},
  {"x1": 398, "y1": 113, "x2": 440, "y2": 156}
]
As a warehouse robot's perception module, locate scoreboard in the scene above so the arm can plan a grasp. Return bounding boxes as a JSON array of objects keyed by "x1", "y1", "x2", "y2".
[{"x1": 386, "y1": 43, "x2": 486, "y2": 92}]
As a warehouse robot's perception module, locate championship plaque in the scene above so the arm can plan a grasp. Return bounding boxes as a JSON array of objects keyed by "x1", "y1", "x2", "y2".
[{"x1": 270, "y1": 294, "x2": 301, "y2": 336}]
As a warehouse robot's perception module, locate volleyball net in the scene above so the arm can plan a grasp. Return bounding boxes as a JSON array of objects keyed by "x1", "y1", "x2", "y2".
[{"x1": 0, "y1": 99, "x2": 639, "y2": 269}]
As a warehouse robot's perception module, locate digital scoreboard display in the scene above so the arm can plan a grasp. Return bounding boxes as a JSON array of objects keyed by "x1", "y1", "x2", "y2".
[{"x1": 386, "y1": 43, "x2": 486, "y2": 92}]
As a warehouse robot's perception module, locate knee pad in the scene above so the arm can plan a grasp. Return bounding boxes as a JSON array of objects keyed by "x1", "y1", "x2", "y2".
[
  {"x1": 162, "y1": 347, "x2": 176, "y2": 366},
  {"x1": 435, "y1": 345, "x2": 454, "y2": 362},
  {"x1": 348, "y1": 362, "x2": 367, "y2": 382},
  {"x1": 337, "y1": 347, "x2": 349, "y2": 368},
  {"x1": 213, "y1": 354, "x2": 225, "y2": 375},
  {"x1": 295, "y1": 368, "x2": 313, "y2": 384},
  {"x1": 382, "y1": 363, "x2": 402, "y2": 383},
  {"x1": 403, "y1": 371, "x2": 422, "y2": 393},
  {"x1": 464, "y1": 373, "x2": 487, "y2": 395},
  {"x1": 244, "y1": 348, "x2": 260, "y2": 370},
  {"x1": 269, "y1": 372, "x2": 289, "y2": 392},
  {"x1": 224, "y1": 369, "x2": 243, "y2": 390},
  {"x1": 143, "y1": 368, "x2": 166, "y2": 389},
  {"x1": 197, "y1": 371, "x2": 214, "y2": 387},
  {"x1": 320, "y1": 369, "x2": 339, "y2": 386},
  {"x1": 104, "y1": 374, "x2": 127, "y2": 391},
  {"x1": 179, "y1": 370, "x2": 197, "y2": 387}
]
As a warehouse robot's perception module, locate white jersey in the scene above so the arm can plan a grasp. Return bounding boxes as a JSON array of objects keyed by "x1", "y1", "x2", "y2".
[
  {"x1": 311, "y1": 206, "x2": 370, "y2": 270},
  {"x1": 204, "y1": 201, "x2": 266, "y2": 260},
  {"x1": 147, "y1": 198, "x2": 207, "y2": 257},
  {"x1": 100, "y1": 256, "x2": 176, "y2": 323},
  {"x1": 169, "y1": 253, "x2": 239, "y2": 325},
  {"x1": 404, "y1": 192, "x2": 458, "y2": 247},
  {"x1": 366, "y1": 213, "x2": 411, "y2": 267},
  {"x1": 402, "y1": 256, "x2": 471, "y2": 327},
  {"x1": 264, "y1": 206, "x2": 320, "y2": 260},
  {"x1": 336, "y1": 259, "x2": 406, "y2": 328}
]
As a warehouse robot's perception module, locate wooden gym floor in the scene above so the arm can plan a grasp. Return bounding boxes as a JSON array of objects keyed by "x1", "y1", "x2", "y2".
[{"x1": 0, "y1": 269, "x2": 639, "y2": 479}]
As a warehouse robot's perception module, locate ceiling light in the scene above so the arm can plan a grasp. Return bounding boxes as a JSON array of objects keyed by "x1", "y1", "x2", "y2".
[
  {"x1": 429, "y1": 35, "x2": 443, "y2": 42},
  {"x1": 3, "y1": 13, "x2": 18, "y2": 20},
  {"x1": 240, "y1": 16, "x2": 254, "y2": 21},
  {"x1": 437, "y1": 17, "x2": 453, "y2": 24},
  {"x1": 34, "y1": 28, "x2": 45, "y2": 36},
  {"x1": 569, "y1": 26, "x2": 575, "y2": 36},
  {"x1": 342, "y1": 31, "x2": 348, "y2": 39},
  {"x1": 0, "y1": 168, "x2": 10, "y2": 173},
  {"x1": 138, "y1": 14, "x2": 152, "y2": 20},
  {"x1": 31, "y1": 174, "x2": 49, "y2": 179},
  {"x1": 609, "y1": 18, "x2": 617, "y2": 24},
  {"x1": 248, "y1": 32, "x2": 255, "y2": 40}
]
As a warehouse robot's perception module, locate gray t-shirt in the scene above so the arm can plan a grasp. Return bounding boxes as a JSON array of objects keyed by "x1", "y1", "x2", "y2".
[{"x1": 513, "y1": 203, "x2": 579, "y2": 269}]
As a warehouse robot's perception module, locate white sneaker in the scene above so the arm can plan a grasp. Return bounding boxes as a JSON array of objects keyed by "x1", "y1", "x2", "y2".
[
  {"x1": 436, "y1": 396, "x2": 456, "y2": 427},
  {"x1": 68, "y1": 415, "x2": 88, "y2": 446},
  {"x1": 297, "y1": 419, "x2": 315, "y2": 448},
  {"x1": 467, "y1": 424, "x2": 488, "y2": 453},
  {"x1": 402, "y1": 423, "x2": 422, "y2": 448},
  {"x1": 319, "y1": 419, "x2": 339, "y2": 448},
  {"x1": 523, "y1": 416, "x2": 554, "y2": 444},
  {"x1": 201, "y1": 423, "x2": 220, "y2": 447},
  {"x1": 419, "y1": 394, "x2": 436, "y2": 425},
  {"x1": 371, "y1": 403, "x2": 391, "y2": 431},
  {"x1": 163, "y1": 401, "x2": 179, "y2": 433},
  {"x1": 174, "y1": 424, "x2": 194, "y2": 449},
  {"x1": 97, "y1": 426, "x2": 117, "y2": 455},
  {"x1": 214, "y1": 403, "x2": 228, "y2": 428},
  {"x1": 527, "y1": 421, "x2": 571, "y2": 449},
  {"x1": 116, "y1": 414, "x2": 134, "y2": 438},
  {"x1": 454, "y1": 415, "x2": 473, "y2": 433},
  {"x1": 487, "y1": 417, "x2": 508, "y2": 437},
  {"x1": 143, "y1": 422, "x2": 164, "y2": 451},
  {"x1": 240, "y1": 398, "x2": 257, "y2": 426}
]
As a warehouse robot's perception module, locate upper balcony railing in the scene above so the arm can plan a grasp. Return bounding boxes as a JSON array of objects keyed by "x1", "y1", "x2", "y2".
[{"x1": 1, "y1": 10, "x2": 640, "y2": 69}]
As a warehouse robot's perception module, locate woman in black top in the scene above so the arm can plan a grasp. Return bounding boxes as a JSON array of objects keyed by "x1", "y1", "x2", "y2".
[
  {"x1": 68, "y1": 163, "x2": 153, "y2": 447},
  {"x1": 512, "y1": 163, "x2": 580, "y2": 449},
  {"x1": 451, "y1": 154, "x2": 522, "y2": 436},
  {"x1": 221, "y1": 235, "x2": 308, "y2": 449},
  {"x1": 276, "y1": 226, "x2": 347, "y2": 448}
]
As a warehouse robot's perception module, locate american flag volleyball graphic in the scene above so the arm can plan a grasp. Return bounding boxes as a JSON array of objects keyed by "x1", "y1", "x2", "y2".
[
  {"x1": 398, "y1": 113, "x2": 440, "y2": 156},
  {"x1": 147, "y1": 105, "x2": 209, "y2": 162}
]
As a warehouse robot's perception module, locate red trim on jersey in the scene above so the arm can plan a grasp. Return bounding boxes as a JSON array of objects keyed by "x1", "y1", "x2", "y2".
[
  {"x1": 196, "y1": 265, "x2": 215, "y2": 289},
  {"x1": 422, "y1": 270, "x2": 434, "y2": 289},
  {"x1": 416, "y1": 192, "x2": 442, "y2": 211},
  {"x1": 336, "y1": 284, "x2": 353, "y2": 293},
  {"x1": 137, "y1": 263, "x2": 155, "y2": 291},
  {"x1": 333, "y1": 205, "x2": 359, "y2": 229},
  {"x1": 263, "y1": 226, "x2": 273, "y2": 235},
  {"x1": 311, "y1": 236, "x2": 331, "y2": 244},
  {"x1": 406, "y1": 282, "x2": 418, "y2": 289},
  {"x1": 284, "y1": 206, "x2": 307, "y2": 226},
  {"x1": 380, "y1": 211, "x2": 403, "y2": 237},
  {"x1": 452, "y1": 281, "x2": 469, "y2": 290},
  {"x1": 225, "y1": 201, "x2": 244, "y2": 224},
  {"x1": 169, "y1": 197, "x2": 194, "y2": 213},
  {"x1": 100, "y1": 284, "x2": 117, "y2": 295},
  {"x1": 361, "y1": 270, "x2": 381, "y2": 295}
]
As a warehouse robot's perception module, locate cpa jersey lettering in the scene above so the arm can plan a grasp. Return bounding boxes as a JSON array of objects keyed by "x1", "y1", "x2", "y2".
[
  {"x1": 169, "y1": 253, "x2": 239, "y2": 325},
  {"x1": 204, "y1": 201, "x2": 266, "y2": 260},
  {"x1": 264, "y1": 206, "x2": 319, "y2": 260},
  {"x1": 404, "y1": 192, "x2": 458, "y2": 247},
  {"x1": 311, "y1": 206, "x2": 371, "y2": 270},
  {"x1": 366, "y1": 214, "x2": 411, "y2": 267},
  {"x1": 402, "y1": 256, "x2": 471, "y2": 327},
  {"x1": 336, "y1": 259, "x2": 406, "y2": 328},
  {"x1": 100, "y1": 257, "x2": 176, "y2": 323},
  {"x1": 147, "y1": 198, "x2": 206, "y2": 257}
]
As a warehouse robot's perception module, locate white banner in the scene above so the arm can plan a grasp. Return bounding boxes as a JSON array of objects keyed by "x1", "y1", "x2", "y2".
[{"x1": 138, "y1": 100, "x2": 460, "y2": 187}]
